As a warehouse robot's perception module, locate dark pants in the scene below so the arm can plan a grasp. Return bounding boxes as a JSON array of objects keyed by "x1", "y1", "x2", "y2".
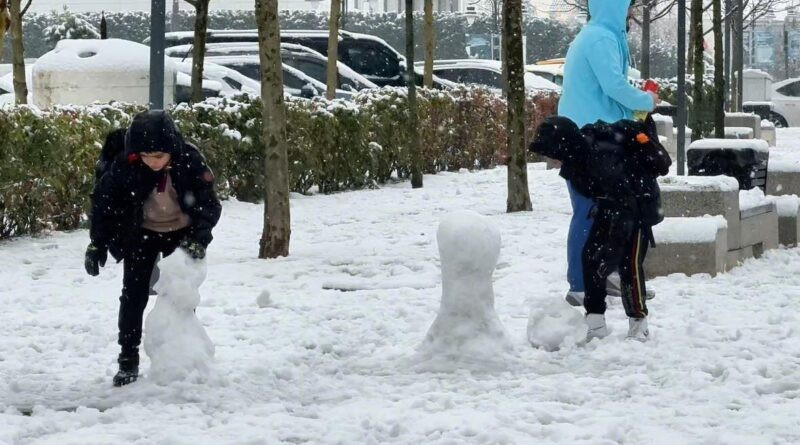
[
  {"x1": 118, "y1": 228, "x2": 186, "y2": 355},
  {"x1": 582, "y1": 205, "x2": 649, "y2": 319}
]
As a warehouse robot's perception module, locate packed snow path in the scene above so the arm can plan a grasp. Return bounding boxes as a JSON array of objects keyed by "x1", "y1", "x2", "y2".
[{"x1": 2, "y1": 133, "x2": 800, "y2": 443}]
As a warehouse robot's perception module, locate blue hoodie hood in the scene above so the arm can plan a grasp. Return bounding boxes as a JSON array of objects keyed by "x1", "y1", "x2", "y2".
[
  {"x1": 588, "y1": 0, "x2": 630, "y2": 33},
  {"x1": 556, "y1": 0, "x2": 654, "y2": 127}
]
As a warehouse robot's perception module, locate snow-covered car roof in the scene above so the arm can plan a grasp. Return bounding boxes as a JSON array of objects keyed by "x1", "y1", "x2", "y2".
[
  {"x1": 525, "y1": 63, "x2": 563, "y2": 76},
  {"x1": 174, "y1": 46, "x2": 378, "y2": 91},
  {"x1": 418, "y1": 59, "x2": 560, "y2": 92},
  {"x1": 172, "y1": 59, "x2": 260, "y2": 96},
  {"x1": 36, "y1": 39, "x2": 176, "y2": 75}
]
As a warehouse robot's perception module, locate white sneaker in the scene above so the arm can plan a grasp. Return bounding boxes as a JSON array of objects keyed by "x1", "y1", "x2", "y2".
[
  {"x1": 626, "y1": 317, "x2": 650, "y2": 342},
  {"x1": 585, "y1": 313, "x2": 609, "y2": 341},
  {"x1": 565, "y1": 291, "x2": 584, "y2": 307}
]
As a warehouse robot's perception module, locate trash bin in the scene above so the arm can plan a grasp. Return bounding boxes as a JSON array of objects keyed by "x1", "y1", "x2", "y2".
[{"x1": 687, "y1": 139, "x2": 769, "y2": 191}]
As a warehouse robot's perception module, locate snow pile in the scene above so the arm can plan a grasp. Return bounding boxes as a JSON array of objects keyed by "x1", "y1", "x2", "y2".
[
  {"x1": 739, "y1": 187, "x2": 770, "y2": 211},
  {"x1": 658, "y1": 175, "x2": 740, "y2": 192},
  {"x1": 724, "y1": 127, "x2": 754, "y2": 138},
  {"x1": 653, "y1": 216, "x2": 728, "y2": 243},
  {"x1": 767, "y1": 159, "x2": 800, "y2": 172},
  {"x1": 689, "y1": 138, "x2": 769, "y2": 152},
  {"x1": 144, "y1": 249, "x2": 215, "y2": 385},
  {"x1": 417, "y1": 210, "x2": 511, "y2": 366},
  {"x1": 527, "y1": 300, "x2": 585, "y2": 352},
  {"x1": 766, "y1": 194, "x2": 800, "y2": 217}
]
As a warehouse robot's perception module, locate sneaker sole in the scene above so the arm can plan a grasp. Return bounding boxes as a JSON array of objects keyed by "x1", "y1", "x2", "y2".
[{"x1": 565, "y1": 294, "x2": 583, "y2": 307}]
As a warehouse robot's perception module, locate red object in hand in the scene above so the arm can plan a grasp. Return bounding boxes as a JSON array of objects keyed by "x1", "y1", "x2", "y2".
[{"x1": 643, "y1": 79, "x2": 660, "y2": 94}]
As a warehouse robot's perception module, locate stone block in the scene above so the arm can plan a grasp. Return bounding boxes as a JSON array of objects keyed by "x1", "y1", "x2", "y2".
[
  {"x1": 645, "y1": 217, "x2": 728, "y2": 278},
  {"x1": 726, "y1": 245, "x2": 755, "y2": 269},
  {"x1": 778, "y1": 212, "x2": 799, "y2": 247},
  {"x1": 658, "y1": 175, "x2": 742, "y2": 250},
  {"x1": 767, "y1": 164, "x2": 800, "y2": 196},
  {"x1": 725, "y1": 112, "x2": 762, "y2": 140},
  {"x1": 739, "y1": 202, "x2": 779, "y2": 255},
  {"x1": 761, "y1": 123, "x2": 777, "y2": 147},
  {"x1": 724, "y1": 127, "x2": 754, "y2": 139}
]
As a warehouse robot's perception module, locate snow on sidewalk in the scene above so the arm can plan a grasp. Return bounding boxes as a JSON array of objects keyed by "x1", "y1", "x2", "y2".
[{"x1": 1, "y1": 159, "x2": 799, "y2": 444}]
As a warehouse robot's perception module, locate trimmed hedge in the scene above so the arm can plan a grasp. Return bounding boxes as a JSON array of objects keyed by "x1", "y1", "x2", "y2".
[{"x1": 0, "y1": 87, "x2": 558, "y2": 239}]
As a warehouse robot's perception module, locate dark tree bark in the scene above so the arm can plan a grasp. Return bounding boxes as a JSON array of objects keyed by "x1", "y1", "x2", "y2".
[
  {"x1": 406, "y1": 0, "x2": 423, "y2": 188},
  {"x1": 326, "y1": 0, "x2": 340, "y2": 99},
  {"x1": 504, "y1": 0, "x2": 532, "y2": 212},
  {"x1": 423, "y1": 0, "x2": 434, "y2": 88},
  {"x1": 100, "y1": 11, "x2": 107, "y2": 39},
  {"x1": 713, "y1": 0, "x2": 725, "y2": 138},
  {"x1": 10, "y1": 0, "x2": 30, "y2": 105},
  {"x1": 186, "y1": 0, "x2": 210, "y2": 104},
  {"x1": 256, "y1": 0, "x2": 291, "y2": 258}
]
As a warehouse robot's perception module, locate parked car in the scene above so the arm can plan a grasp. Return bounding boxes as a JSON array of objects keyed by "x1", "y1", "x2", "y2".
[
  {"x1": 167, "y1": 42, "x2": 377, "y2": 92},
  {"x1": 526, "y1": 59, "x2": 564, "y2": 86},
  {"x1": 769, "y1": 78, "x2": 800, "y2": 127},
  {"x1": 173, "y1": 55, "x2": 354, "y2": 100},
  {"x1": 417, "y1": 59, "x2": 561, "y2": 92},
  {"x1": 158, "y1": 29, "x2": 453, "y2": 89},
  {"x1": 172, "y1": 60, "x2": 260, "y2": 102}
]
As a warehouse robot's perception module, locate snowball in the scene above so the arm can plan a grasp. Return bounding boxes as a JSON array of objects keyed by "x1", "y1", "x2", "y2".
[
  {"x1": 417, "y1": 210, "x2": 511, "y2": 366},
  {"x1": 144, "y1": 249, "x2": 214, "y2": 385},
  {"x1": 527, "y1": 300, "x2": 586, "y2": 352},
  {"x1": 256, "y1": 290, "x2": 272, "y2": 308}
]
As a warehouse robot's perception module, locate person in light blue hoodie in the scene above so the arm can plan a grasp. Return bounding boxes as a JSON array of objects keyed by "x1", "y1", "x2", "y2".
[{"x1": 557, "y1": 0, "x2": 659, "y2": 308}]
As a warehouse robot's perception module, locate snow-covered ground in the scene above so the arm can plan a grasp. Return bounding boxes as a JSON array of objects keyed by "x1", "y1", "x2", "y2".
[{"x1": 1, "y1": 131, "x2": 800, "y2": 444}]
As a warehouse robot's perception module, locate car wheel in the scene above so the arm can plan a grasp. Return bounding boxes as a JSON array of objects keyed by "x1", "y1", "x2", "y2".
[{"x1": 769, "y1": 112, "x2": 788, "y2": 128}]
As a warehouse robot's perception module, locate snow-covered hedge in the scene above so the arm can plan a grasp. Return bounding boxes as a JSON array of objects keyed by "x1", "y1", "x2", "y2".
[
  {"x1": 0, "y1": 87, "x2": 558, "y2": 238},
  {"x1": 3, "y1": 10, "x2": 578, "y2": 64}
]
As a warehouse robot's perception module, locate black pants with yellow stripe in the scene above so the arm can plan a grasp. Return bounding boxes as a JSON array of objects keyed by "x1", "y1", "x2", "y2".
[{"x1": 582, "y1": 204, "x2": 649, "y2": 319}]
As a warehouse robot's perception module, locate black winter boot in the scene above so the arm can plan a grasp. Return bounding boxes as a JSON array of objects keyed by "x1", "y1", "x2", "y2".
[{"x1": 113, "y1": 349, "x2": 140, "y2": 387}]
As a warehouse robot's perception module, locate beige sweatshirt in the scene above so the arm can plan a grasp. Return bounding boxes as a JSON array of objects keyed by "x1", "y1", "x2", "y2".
[{"x1": 141, "y1": 171, "x2": 191, "y2": 233}]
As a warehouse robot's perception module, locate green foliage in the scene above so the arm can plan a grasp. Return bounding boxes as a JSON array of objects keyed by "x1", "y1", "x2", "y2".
[
  {"x1": 0, "y1": 88, "x2": 558, "y2": 239},
  {"x1": 43, "y1": 6, "x2": 101, "y2": 47}
]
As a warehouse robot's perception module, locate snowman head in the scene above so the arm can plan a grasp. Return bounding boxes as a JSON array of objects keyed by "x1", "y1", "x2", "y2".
[{"x1": 437, "y1": 210, "x2": 501, "y2": 277}]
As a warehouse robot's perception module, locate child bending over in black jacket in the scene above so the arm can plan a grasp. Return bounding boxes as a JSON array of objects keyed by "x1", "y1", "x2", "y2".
[
  {"x1": 531, "y1": 115, "x2": 671, "y2": 342},
  {"x1": 85, "y1": 110, "x2": 222, "y2": 386}
]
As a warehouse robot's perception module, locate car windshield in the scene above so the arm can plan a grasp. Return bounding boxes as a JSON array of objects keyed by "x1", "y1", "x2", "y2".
[{"x1": 777, "y1": 81, "x2": 800, "y2": 97}]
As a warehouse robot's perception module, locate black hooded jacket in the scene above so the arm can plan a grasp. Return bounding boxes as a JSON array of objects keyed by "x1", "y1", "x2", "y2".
[
  {"x1": 90, "y1": 110, "x2": 222, "y2": 261},
  {"x1": 530, "y1": 115, "x2": 671, "y2": 226}
]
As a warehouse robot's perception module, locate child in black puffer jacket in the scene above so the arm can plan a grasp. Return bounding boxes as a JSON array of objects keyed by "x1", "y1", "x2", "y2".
[
  {"x1": 530, "y1": 115, "x2": 671, "y2": 342},
  {"x1": 85, "y1": 110, "x2": 222, "y2": 386}
]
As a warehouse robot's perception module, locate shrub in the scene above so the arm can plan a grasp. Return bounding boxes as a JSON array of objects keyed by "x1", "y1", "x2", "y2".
[{"x1": 0, "y1": 87, "x2": 558, "y2": 239}]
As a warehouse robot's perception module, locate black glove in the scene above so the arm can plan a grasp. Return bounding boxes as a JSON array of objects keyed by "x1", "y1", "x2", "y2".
[
  {"x1": 180, "y1": 238, "x2": 206, "y2": 260},
  {"x1": 85, "y1": 243, "x2": 107, "y2": 276}
]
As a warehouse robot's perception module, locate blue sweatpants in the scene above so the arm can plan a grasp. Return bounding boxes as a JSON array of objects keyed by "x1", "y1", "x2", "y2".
[{"x1": 566, "y1": 180, "x2": 595, "y2": 292}]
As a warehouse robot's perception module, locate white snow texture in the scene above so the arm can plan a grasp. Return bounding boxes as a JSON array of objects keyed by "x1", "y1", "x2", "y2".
[
  {"x1": 144, "y1": 249, "x2": 215, "y2": 385},
  {"x1": 418, "y1": 210, "x2": 511, "y2": 365}
]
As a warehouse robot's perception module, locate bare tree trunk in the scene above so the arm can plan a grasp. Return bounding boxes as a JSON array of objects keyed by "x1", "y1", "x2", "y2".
[
  {"x1": 189, "y1": 0, "x2": 209, "y2": 104},
  {"x1": 733, "y1": 0, "x2": 743, "y2": 111},
  {"x1": 10, "y1": 0, "x2": 26, "y2": 105},
  {"x1": 641, "y1": 1, "x2": 652, "y2": 79},
  {"x1": 687, "y1": 8, "x2": 695, "y2": 74},
  {"x1": 406, "y1": 0, "x2": 423, "y2": 188},
  {"x1": 504, "y1": 0, "x2": 532, "y2": 213},
  {"x1": 256, "y1": 0, "x2": 291, "y2": 258},
  {"x1": 171, "y1": 0, "x2": 180, "y2": 31},
  {"x1": 100, "y1": 11, "x2": 108, "y2": 39},
  {"x1": 0, "y1": 0, "x2": 9, "y2": 63},
  {"x1": 327, "y1": 0, "x2": 341, "y2": 99},
  {"x1": 724, "y1": 0, "x2": 731, "y2": 107},
  {"x1": 713, "y1": 0, "x2": 725, "y2": 138},
  {"x1": 423, "y1": 0, "x2": 434, "y2": 88},
  {"x1": 690, "y1": 0, "x2": 704, "y2": 139}
]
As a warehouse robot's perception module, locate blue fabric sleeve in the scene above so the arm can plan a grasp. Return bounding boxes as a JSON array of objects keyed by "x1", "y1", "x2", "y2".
[{"x1": 586, "y1": 37, "x2": 655, "y2": 113}]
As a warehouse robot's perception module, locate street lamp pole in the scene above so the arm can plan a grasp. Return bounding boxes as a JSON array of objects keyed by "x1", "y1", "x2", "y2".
[{"x1": 149, "y1": 0, "x2": 166, "y2": 109}]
